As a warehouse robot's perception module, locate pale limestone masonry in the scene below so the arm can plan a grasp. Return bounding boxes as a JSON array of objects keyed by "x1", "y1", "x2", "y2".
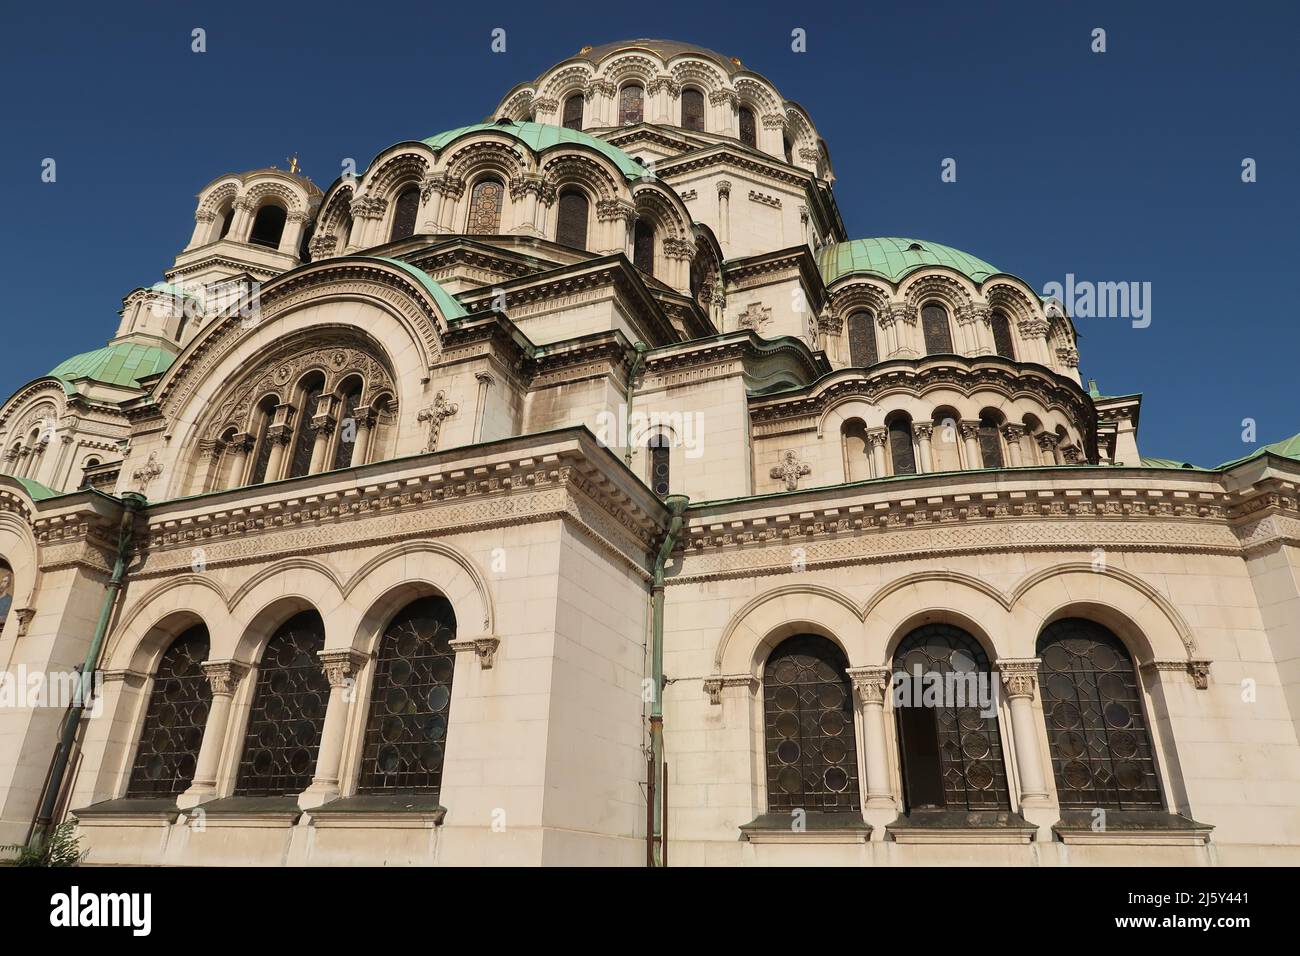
[{"x1": 0, "y1": 39, "x2": 1297, "y2": 866}]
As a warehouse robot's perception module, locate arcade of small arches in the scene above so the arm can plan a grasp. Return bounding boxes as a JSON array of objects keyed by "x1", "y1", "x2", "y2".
[{"x1": 190, "y1": 173, "x2": 319, "y2": 260}]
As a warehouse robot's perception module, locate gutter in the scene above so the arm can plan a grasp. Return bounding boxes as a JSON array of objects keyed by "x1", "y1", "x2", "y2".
[
  {"x1": 27, "y1": 491, "x2": 146, "y2": 849},
  {"x1": 624, "y1": 341, "x2": 648, "y2": 466},
  {"x1": 648, "y1": 493, "x2": 688, "y2": 866}
]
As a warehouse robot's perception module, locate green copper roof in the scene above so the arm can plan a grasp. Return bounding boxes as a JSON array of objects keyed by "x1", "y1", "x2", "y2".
[
  {"x1": 49, "y1": 343, "x2": 176, "y2": 394},
  {"x1": 422, "y1": 121, "x2": 650, "y2": 182},
  {"x1": 1140, "y1": 456, "x2": 1199, "y2": 470},
  {"x1": 819, "y1": 238, "x2": 1002, "y2": 285},
  {"x1": 370, "y1": 257, "x2": 467, "y2": 319},
  {"x1": 14, "y1": 477, "x2": 58, "y2": 500},
  {"x1": 1217, "y1": 431, "x2": 1300, "y2": 469}
]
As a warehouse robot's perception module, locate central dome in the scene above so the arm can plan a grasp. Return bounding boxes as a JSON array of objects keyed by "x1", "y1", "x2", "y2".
[
  {"x1": 565, "y1": 39, "x2": 745, "y2": 74},
  {"x1": 819, "y1": 237, "x2": 1002, "y2": 285}
]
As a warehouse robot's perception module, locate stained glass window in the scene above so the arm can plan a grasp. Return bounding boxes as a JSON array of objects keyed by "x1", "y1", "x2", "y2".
[
  {"x1": 555, "y1": 190, "x2": 589, "y2": 250},
  {"x1": 889, "y1": 416, "x2": 917, "y2": 476},
  {"x1": 681, "y1": 88, "x2": 705, "y2": 131},
  {"x1": 126, "y1": 626, "x2": 212, "y2": 797},
  {"x1": 1037, "y1": 619, "x2": 1163, "y2": 810},
  {"x1": 562, "y1": 93, "x2": 584, "y2": 130},
  {"x1": 978, "y1": 416, "x2": 1004, "y2": 468},
  {"x1": 466, "y1": 178, "x2": 504, "y2": 234},
  {"x1": 846, "y1": 311, "x2": 878, "y2": 367},
  {"x1": 287, "y1": 378, "x2": 324, "y2": 479},
  {"x1": 922, "y1": 304, "x2": 954, "y2": 354},
  {"x1": 763, "y1": 634, "x2": 860, "y2": 813},
  {"x1": 234, "y1": 611, "x2": 328, "y2": 796},
  {"x1": 892, "y1": 624, "x2": 1010, "y2": 811},
  {"x1": 388, "y1": 186, "x2": 420, "y2": 242},
  {"x1": 331, "y1": 386, "x2": 363, "y2": 471},
  {"x1": 619, "y1": 84, "x2": 644, "y2": 125},
  {"x1": 738, "y1": 107, "x2": 757, "y2": 148},
  {"x1": 648, "y1": 434, "x2": 670, "y2": 497},
  {"x1": 634, "y1": 220, "x2": 655, "y2": 275},
  {"x1": 358, "y1": 596, "x2": 457, "y2": 793},
  {"x1": 991, "y1": 311, "x2": 1016, "y2": 359},
  {"x1": 247, "y1": 399, "x2": 277, "y2": 485}
]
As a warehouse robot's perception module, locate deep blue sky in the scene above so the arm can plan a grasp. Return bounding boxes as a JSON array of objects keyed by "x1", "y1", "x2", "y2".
[{"x1": 1, "y1": 0, "x2": 1295, "y2": 466}]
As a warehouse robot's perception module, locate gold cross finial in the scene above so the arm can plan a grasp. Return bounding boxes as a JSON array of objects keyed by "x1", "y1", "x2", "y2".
[{"x1": 286, "y1": 153, "x2": 301, "y2": 174}]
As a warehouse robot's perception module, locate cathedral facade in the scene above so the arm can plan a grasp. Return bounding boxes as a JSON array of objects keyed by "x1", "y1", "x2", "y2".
[{"x1": 1, "y1": 39, "x2": 1298, "y2": 866}]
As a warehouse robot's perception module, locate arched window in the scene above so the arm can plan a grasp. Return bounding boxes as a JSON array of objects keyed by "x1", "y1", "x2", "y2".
[
  {"x1": 80, "y1": 458, "x2": 101, "y2": 489},
  {"x1": 0, "y1": 559, "x2": 13, "y2": 623},
  {"x1": 738, "y1": 107, "x2": 757, "y2": 148},
  {"x1": 783, "y1": 135, "x2": 793, "y2": 164},
  {"x1": 990, "y1": 311, "x2": 1016, "y2": 359},
  {"x1": 841, "y1": 419, "x2": 870, "y2": 482},
  {"x1": 562, "y1": 93, "x2": 584, "y2": 130},
  {"x1": 681, "y1": 88, "x2": 705, "y2": 131},
  {"x1": 978, "y1": 414, "x2": 1004, "y2": 469},
  {"x1": 619, "y1": 84, "x2": 644, "y2": 125},
  {"x1": 388, "y1": 186, "x2": 420, "y2": 242},
  {"x1": 331, "y1": 382, "x2": 364, "y2": 471},
  {"x1": 358, "y1": 596, "x2": 457, "y2": 793},
  {"x1": 466, "y1": 177, "x2": 504, "y2": 234},
  {"x1": 648, "y1": 433, "x2": 671, "y2": 497},
  {"x1": 247, "y1": 396, "x2": 279, "y2": 485},
  {"x1": 888, "y1": 414, "x2": 917, "y2": 475},
  {"x1": 763, "y1": 634, "x2": 860, "y2": 813},
  {"x1": 248, "y1": 204, "x2": 287, "y2": 248},
  {"x1": 233, "y1": 611, "x2": 329, "y2": 796},
  {"x1": 846, "y1": 311, "x2": 878, "y2": 367},
  {"x1": 125, "y1": 625, "x2": 212, "y2": 797},
  {"x1": 892, "y1": 624, "x2": 1010, "y2": 811},
  {"x1": 1037, "y1": 619, "x2": 1162, "y2": 810},
  {"x1": 633, "y1": 220, "x2": 655, "y2": 275},
  {"x1": 217, "y1": 206, "x2": 234, "y2": 240},
  {"x1": 921, "y1": 303, "x2": 954, "y2": 354},
  {"x1": 555, "y1": 190, "x2": 589, "y2": 250},
  {"x1": 287, "y1": 374, "x2": 325, "y2": 479}
]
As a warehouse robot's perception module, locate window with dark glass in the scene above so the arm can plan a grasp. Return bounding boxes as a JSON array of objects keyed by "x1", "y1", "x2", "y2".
[
  {"x1": 681, "y1": 88, "x2": 705, "y2": 131},
  {"x1": 990, "y1": 311, "x2": 1016, "y2": 359},
  {"x1": 888, "y1": 416, "x2": 917, "y2": 475},
  {"x1": 218, "y1": 207, "x2": 234, "y2": 240},
  {"x1": 248, "y1": 204, "x2": 287, "y2": 248},
  {"x1": 247, "y1": 397, "x2": 278, "y2": 485},
  {"x1": 233, "y1": 611, "x2": 329, "y2": 796},
  {"x1": 633, "y1": 220, "x2": 655, "y2": 275},
  {"x1": 978, "y1": 415, "x2": 1004, "y2": 468},
  {"x1": 738, "y1": 107, "x2": 757, "y2": 148},
  {"x1": 126, "y1": 626, "x2": 212, "y2": 797},
  {"x1": 562, "y1": 93, "x2": 584, "y2": 130},
  {"x1": 921, "y1": 303, "x2": 954, "y2": 354},
  {"x1": 1037, "y1": 619, "x2": 1163, "y2": 810},
  {"x1": 783, "y1": 135, "x2": 793, "y2": 164},
  {"x1": 648, "y1": 434, "x2": 670, "y2": 497},
  {"x1": 388, "y1": 186, "x2": 420, "y2": 242},
  {"x1": 331, "y1": 384, "x2": 363, "y2": 471},
  {"x1": 555, "y1": 190, "x2": 589, "y2": 249},
  {"x1": 846, "y1": 311, "x2": 879, "y2": 366},
  {"x1": 287, "y1": 376, "x2": 324, "y2": 479},
  {"x1": 763, "y1": 634, "x2": 860, "y2": 812},
  {"x1": 619, "y1": 84, "x2": 644, "y2": 125},
  {"x1": 892, "y1": 623, "x2": 1010, "y2": 811},
  {"x1": 0, "y1": 560, "x2": 13, "y2": 626},
  {"x1": 466, "y1": 177, "x2": 504, "y2": 234},
  {"x1": 358, "y1": 596, "x2": 457, "y2": 793}
]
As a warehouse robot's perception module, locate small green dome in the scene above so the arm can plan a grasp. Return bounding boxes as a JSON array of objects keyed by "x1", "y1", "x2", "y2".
[
  {"x1": 422, "y1": 121, "x2": 651, "y2": 182},
  {"x1": 819, "y1": 237, "x2": 1001, "y2": 285},
  {"x1": 49, "y1": 342, "x2": 176, "y2": 393}
]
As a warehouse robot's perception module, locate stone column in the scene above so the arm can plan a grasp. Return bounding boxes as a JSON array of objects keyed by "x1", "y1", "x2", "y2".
[
  {"x1": 419, "y1": 176, "x2": 445, "y2": 233},
  {"x1": 716, "y1": 180, "x2": 731, "y2": 245},
  {"x1": 472, "y1": 372, "x2": 494, "y2": 443},
  {"x1": 278, "y1": 210, "x2": 308, "y2": 257},
  {"x1": 913, "y1": 422, "x2": 934, "y2": 473},
  {"x1": 1036, "y1": 432, "x2": 1061, "y2": 465},
  {"x1": 226, "y1": 432, "x2": 255, "y2": 486},
  {"x1": 298, "y1": 649, "x2": 369, "y2": 809},
  {"x1": 177, "y1": 661, "x2": 248, "y2": 810},
  {"x1": 264, "y1": 423, "x2": 293, "y2": 483},
  {"x1": 1002, "y1": 424, "x2": 1026, "y2": 467},
  {"x1": 349, "y1": 409, "x2": 376, "y2": 468},
  {"x1": 189, "y1": 211, "x2": 214, "y2": 248},
  {"x1": 959, "y1": 420, "x2": 982, "y2": 469},
  {"x1": 307, "y1": 415, "x2": 337, "y2": 475},
  {"x1": 997, "y1": 659, "x2": 1050, "y2": 805},
  {"x1": 866, "y1": 427, "x2": 888, "y2": 478},
  {"x1": 847, "y1": 666, "x2": 896, "y2": 829}
]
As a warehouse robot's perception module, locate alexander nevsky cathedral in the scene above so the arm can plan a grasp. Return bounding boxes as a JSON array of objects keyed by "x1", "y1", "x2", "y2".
[{"x1": 2, "y1": 39, "x2": 1298, "y2": 867}]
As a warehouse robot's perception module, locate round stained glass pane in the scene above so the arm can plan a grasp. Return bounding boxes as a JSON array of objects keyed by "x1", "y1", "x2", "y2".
[
  {"x1": 157, "y1": 704, "x2": 177, "y2": 727},
  {"x1": 1098, "y1": 674, "x2": 1128, "y2": 699},
  {"x1": 427, "y1": 685, "x2": 451, "y2": 712},
  {"x1": 958, "y1": 709, "x2": 985, "y2": 731},
  {"x1": 773, "y1": 686, "x2": 798, "y2": 712},
  {"x1": 144, "y1": 755, "x2": 165, "y2": 780},
  {"x1": 1058, "y1": 731, "x2": 1086, "y2": 758},
  {"x1": 428, "y1": 714, "x2": 448, "y2": 741},
  {"x1": 396, "y1": 632, "x2": 418, "y2": 657},
  {"x1": 252, "y1": 750, "x2": 273, "y2": 774},
  {"x1": 1110, "y1": 730, "x2": 1138, "y2": 758},
  {"x1": 1063, "y1": 760, "x2": 1091, "y2": 790},
  {"x1": 774, "y1": 712, "x2": 799, "y2": 738},
  {"x1": 276, "y1": 642, "x2": 296, "y2": 667},
  {"x1": 961, "y1": 735, "x2": 990, "y2": 759},
  {"x1": 823, "y1": 738, "x2": 847, "y2": 763},
  {"x1": 1064, "y1": 638, "x2": 1093, "y2": 655},
  {"x1": 390, "y1": 660, "x2": 412, "y2": 685},
  {"x1": 1115, "y1": 761, "x2": 1144, "y2": 790},
  {"x1": 380, "y1": 716, "x2": 403, "y2": 742},
  {"x1": 1041, "y1": 645, "x2": 1072, "y2": 671},
  {"x1": 776, "y1": 740, "x2": 800, "y2": 765},
  {"x1": 175, "y1": 754, "x2": 195, "y2": 779},
  {"x1": 385, "y1": 687, "x2": 409, "y2": 714},
  {"x1": 814, "y1": 659, "x2": 837, "y2": 682},
  {"x1": 1051, "y1": 702, "x2": 1081, "y2": 729},
  {"x1": 903, "y1": 650, "x2": 930, "y2": 675},
  {"x1": 950, "y1": 649, "x2": 977, "y2": 673},
  {"x1": 430, "y1": 658, "x2": 454, "y2": 683},
  {"x1": 258, "y1": 724, "x2": 278, "y2": 748},
  {"x1": 778, "y1": 767, "x2": 802, "y2": 794},
  {"x1": 264, "y1": 696, "x2": 284, "y2": 720},
  {"x1": 1047, "y1": 675, "x2": 1076, "y2": 701},
  {"x1": 419, "y1": 742, "x2": 442, "y2": 772},
  {"x1": 1090, "y1": 644, "x2": 1117, "y2": 671},
  {"x1": 966, "y1": 762, "x2": 994, "y2": 790},
  {"x1": 289, "y1": 749, "x2": 311, "y2": 775},
  {"x1": 817, "y1": 683, "x2": 843, "y2": 708},
  {"x1": 376, "y1": 746, "x2": 401, "y2": 774},
  {"x1": 774, "y1": 661, "x2": 797, "y2": 683},
  {"x1": 819, "y1": 710, "x2": 845, "y2": 736},
  {"x1": 269, "y1": 671, "x2": 289, "y2": 694},
  {"x1": 1104, "y1": 703, "x2": 1131, "y2": 728},
  {"x1": 824, "y1": 767, "x2": 849, "y2": 792}
]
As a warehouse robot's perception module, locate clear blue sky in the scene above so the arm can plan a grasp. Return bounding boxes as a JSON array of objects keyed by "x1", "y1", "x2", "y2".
[{"x1": 1, "y1": 0, "x2": 1295, "y2": 466}]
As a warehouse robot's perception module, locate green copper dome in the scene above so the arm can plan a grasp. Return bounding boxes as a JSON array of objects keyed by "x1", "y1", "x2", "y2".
[
  {"x1": 819, "y1": 237, "x2": 1001, "y2": 285},
  {"x1": 49, "y1": 342, "x2": 176, "y2": 394},
  {"x1": 422, "y1": 121, "x2": 651, "y2": 182}
]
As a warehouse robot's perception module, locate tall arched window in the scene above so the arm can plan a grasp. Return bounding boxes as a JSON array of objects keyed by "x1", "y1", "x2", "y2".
[
  {"x1": 125, "y1": 625, "x2": 212, "y2": 797},
  {"x1": 841, "y1": 419, "x2": 870, "y2": 482},
  {"x1": 331, "y1": 382, "x2": 364, "y2": 471},
  {"x1": 358, "y1": 596, "x2": 457, "y2": 793},
  {"x1": 619, "y1": 84, "x2": 644, "y2": 125},
  {"x1": 247, "y1": 396, "x2": 279, "y2": 485},
  {"x1": 783, "y1": 135, "x2": 793, "y2": 164},
  {"x1": 287, "y1": 374, "x2": 325, "y2": 479},
  {"x1": 846, "y1": 311, "x2": 879, "y2": 367},
  {"x1": 0, "y1": 559, "x2": 13, "y2": 623},
  {"x1": 888, "y1": 414, "x2": 917, "y2": 475},
  {"x1": 1037, "y1": 619, "x2": 1163, "y2": 810},
  {"x1": 248, "y1": 204, "x2": 287, "y2": 248},
  {"x1": 466, "y1": 177, "x2": 504, "y2": 234},
  {"x1": 738, "y1": 107, "x2": 757, "y2": 148},
  {"x1": 763, "y1": 634, "x2": 860, "y2": 813},
  {"x1": 555, "y1": 190, "x2": 589, "y2": 250},
  {"x1": 990, "y1": 311, "x2": 1016, "y2": 359},
  {"x1": 892, "y1": 624, "x2": 1010, "y2": 811},
  {"x1": 681, "y1": 88, "x2": 705, "y2": 131},
  {"x1": 633, "y1": 220, "x2": 655, "y2": 275},
  {"x1": 80, "y1": 458, "x2": 101, "y2": 489},
  {"x1": 234, "y1": 611, "x2": 329, "y2": 796},
  {"x1": 217, "y1": 206, "x2": 234, "y2": 240},
  {"x1": 648, "y1": 433, "x2": 671, "y2": 497},
  {"x1": 389, "y1": 186, "x2": 420, "y2": 242},
  {"x1": 921, "y1": 303, "x2": 954, "y2": 354},
  {"x1": 562, "y1": 93, "x2": 584, "y2": 130},
  {"x1": 978, "y1": 414, "x2": 1004, "y2": 468}
]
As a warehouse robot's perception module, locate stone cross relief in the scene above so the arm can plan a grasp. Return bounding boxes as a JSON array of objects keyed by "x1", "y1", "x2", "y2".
[
  {"x1": 770, "y1": 450, "x2": 811, "y2": 491},
  {"x1": 737, "y1": 302, "x2": 772, "y2": 333},
  {"x1": 417, "y1": 391, "x2": 459, "y2": 453},
  {"x1": 132, "y1": 452, "x2": 162, "y2": 492}
]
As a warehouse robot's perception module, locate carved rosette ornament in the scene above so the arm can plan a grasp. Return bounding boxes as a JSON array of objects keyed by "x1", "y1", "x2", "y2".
[
  {"x1": 997, "y1": 659, "x2": 1040, "y2": 699},
  {"x1": 769, "y1": 450, "x2": 811, "y2": 491},
  {"x1": 202, "y1": 661, "x2": 249, "y2": 697}
]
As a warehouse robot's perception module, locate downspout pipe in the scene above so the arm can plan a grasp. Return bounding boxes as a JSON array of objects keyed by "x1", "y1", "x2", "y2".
[
  {"x1": 624, "y1": 341, "x2": 648, "y2": 467},
  {"x1": 650, "y1": 493, "x2": 688, "y2": 866},
  {"x1": 28, "y1": 491, "x2": 146, "y2": 849}
]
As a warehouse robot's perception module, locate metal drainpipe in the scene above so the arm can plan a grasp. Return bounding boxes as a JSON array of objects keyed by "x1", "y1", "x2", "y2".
[
  {"x1": 28, "y1": 491, "x2": 146, "y2": 849},
  {"x1": 623, "y1": 342, "x2": 648, "y2": 467},
  {"x1": 649, "y1": 493, "x2": 688, "y2": 866}
]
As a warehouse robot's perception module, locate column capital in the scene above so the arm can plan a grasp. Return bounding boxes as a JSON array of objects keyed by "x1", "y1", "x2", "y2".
[
  {"x1": 865, "y1": 426, "x2": 888, "y2": 448},
  {"x1": 201, "y1": 660, "x2": 249, "y2": 696},
  {"x1": 846, "y1": 666, "x2": 891, "y2": 705},
  {"x1": 959, "y1": 419, "x2": 982, "y2": 440},
  {"x1": 318, "y1": 648, "x2": 369, "y2": 687},
  {"x1": 1002, "y1": 423, "x2": 1026, "y2": 442},
  {"x1": 913, "y1": 422, "x2": 934, "y2": 440},
  {"x1": 997, "y1": 658, "x2": 1041, "y2": 699}
]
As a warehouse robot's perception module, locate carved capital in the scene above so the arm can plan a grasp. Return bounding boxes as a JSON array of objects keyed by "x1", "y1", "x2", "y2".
[
  {"x1": 449, "y1": 635, "x2": 501, "y2": 669},
  {"x1": 716, "y1": 179, "x2": 732, "y2": 198},
  {"x1": 846, "y1": 666, "x2": 890, "y2": 705},
  {"x1": 318, "y1": 649, "x2": 368, "y2": 688},
  {"x1": 703, "y1": 673, "x2": 759, "y2": 705},
  {"x1": 997, "y1": 659, "x2": 1040, "y2": 699},
  {"x1": 202, "y1": 660, "x2": 249, "y2": 696}
]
